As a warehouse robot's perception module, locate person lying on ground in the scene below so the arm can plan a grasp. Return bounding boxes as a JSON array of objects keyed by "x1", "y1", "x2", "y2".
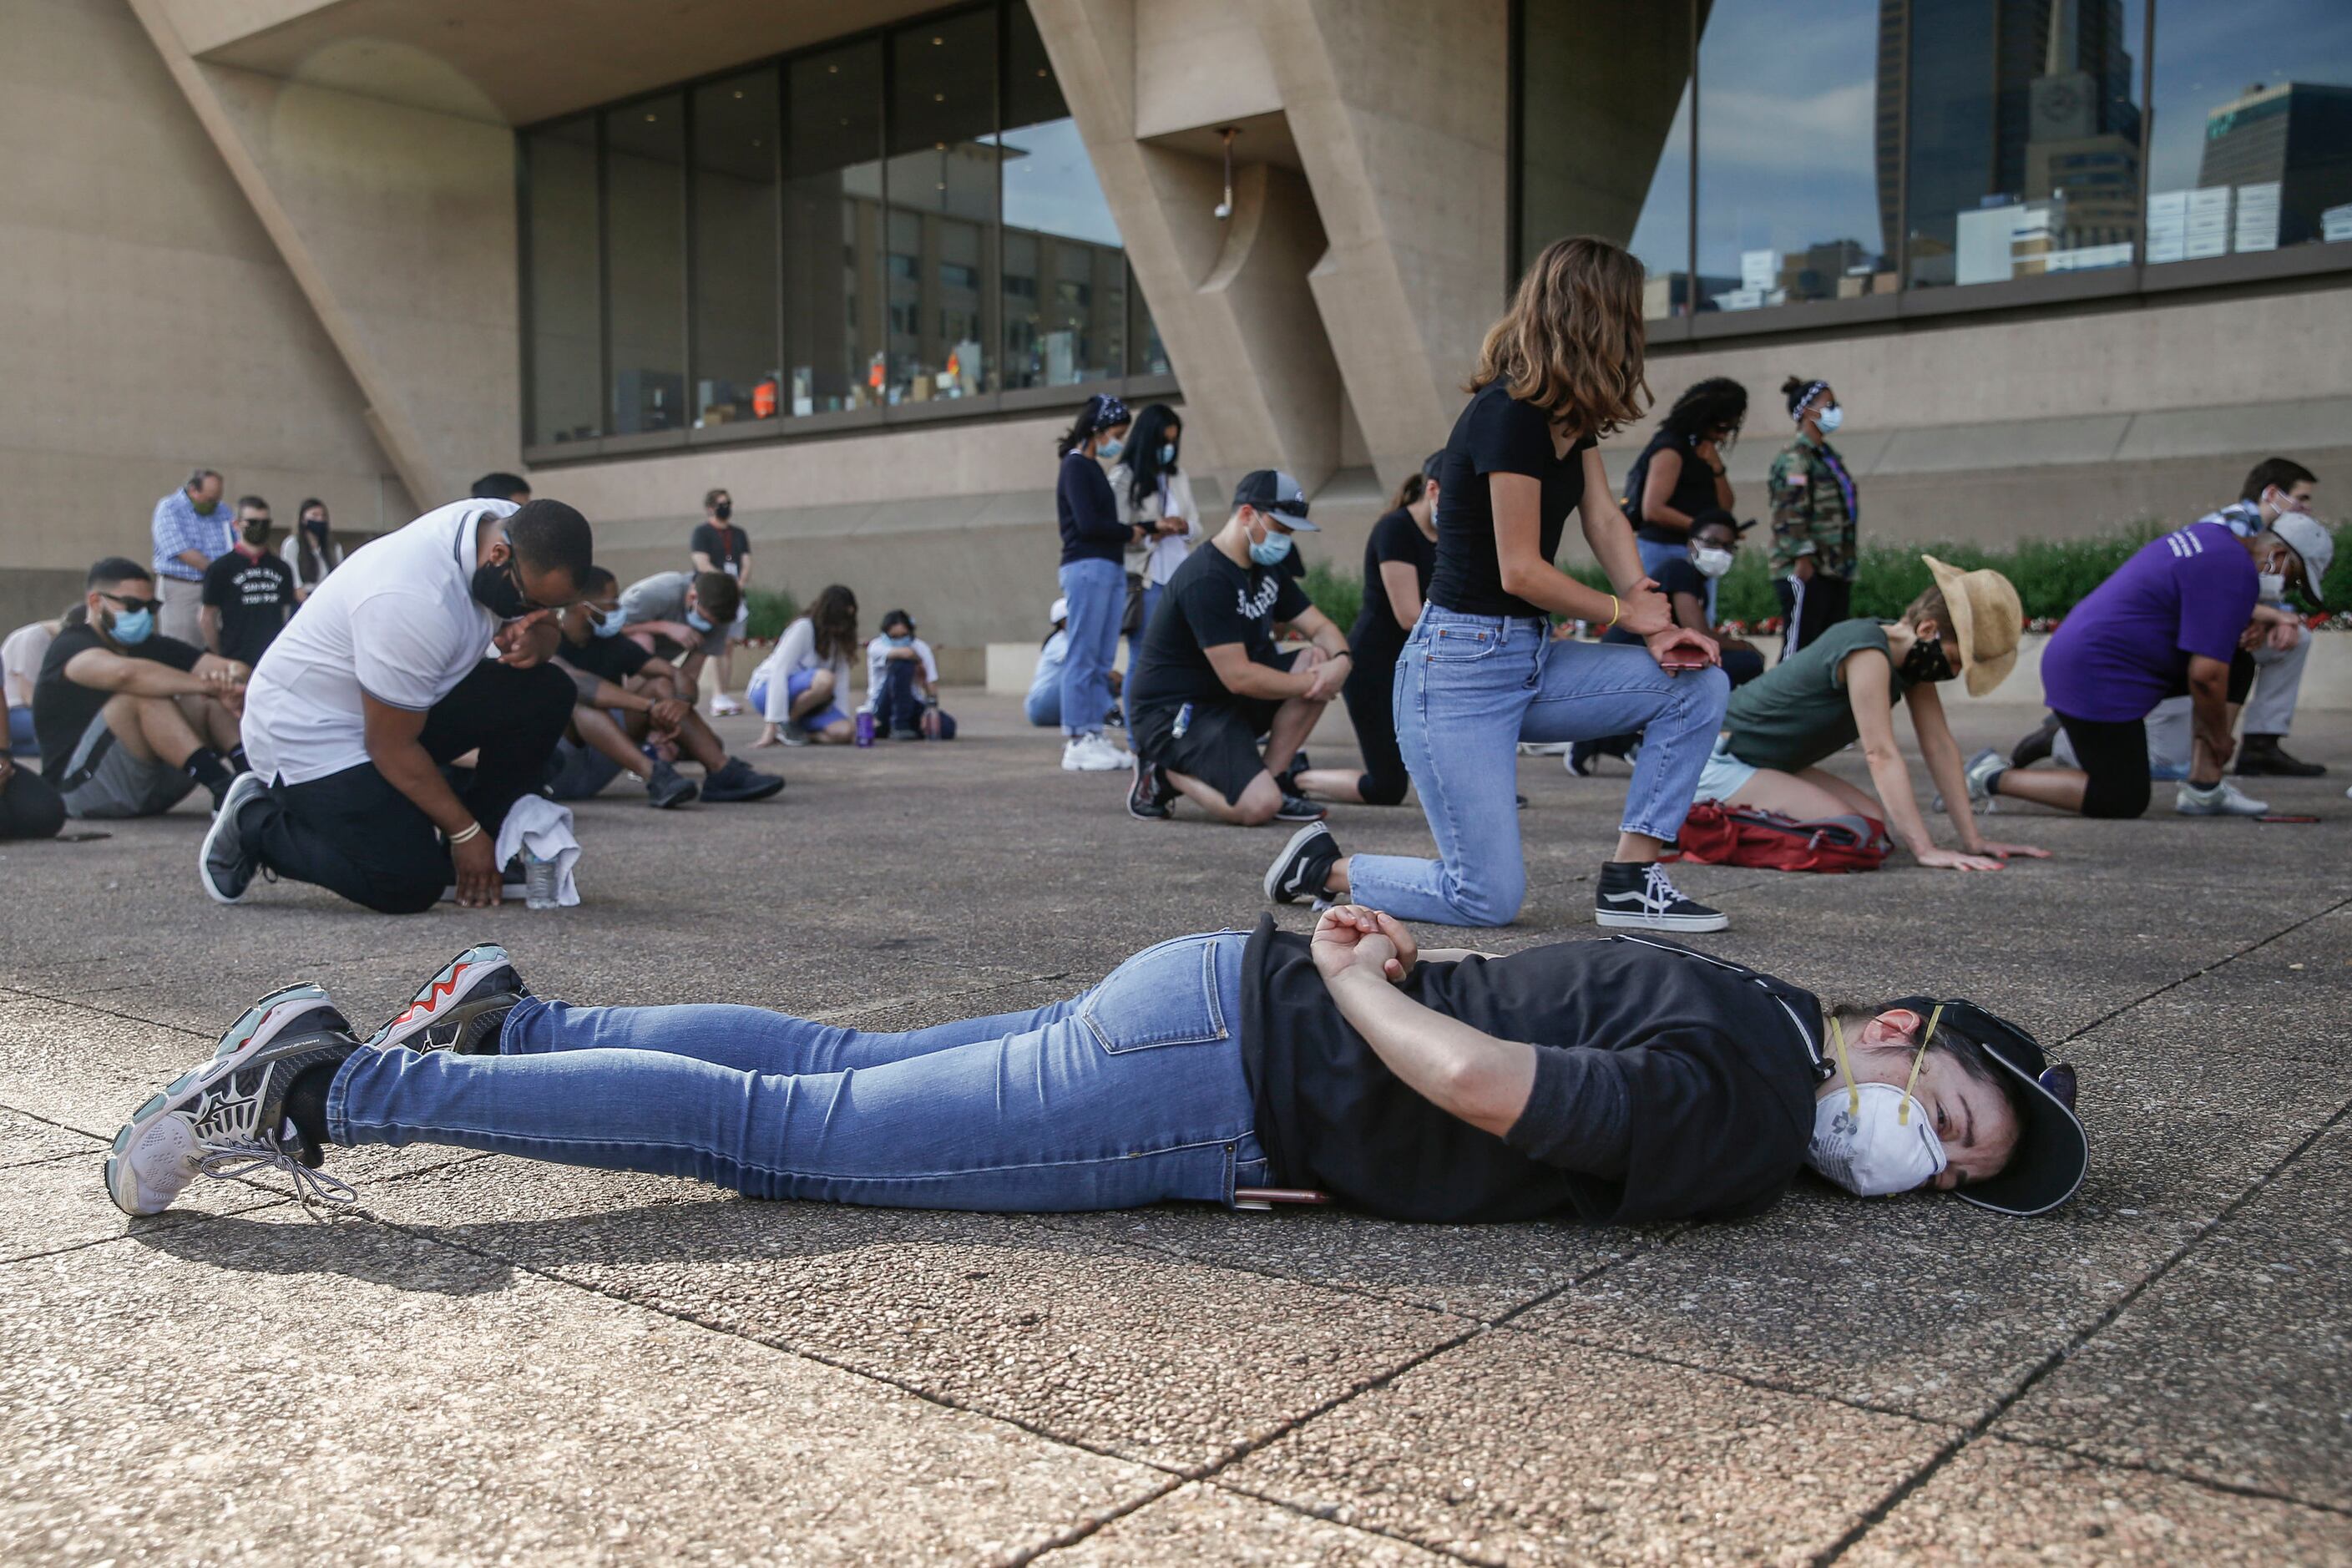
[
  {"x1": 34, "y1": 558, "x2": 249, "y2": 822},
  {"x1": 105, "y1": 908, "x2": 2087, "y2": 1228},
  {"x1": 1124, "y1": 471, "x2": 1363, "y2": 826},
  {"x1": 548, "y1": 567, "x2": 781, "y2": 806},
  {"x1": 1692, "y1": 557, "x2": 2046, "y2": 871}
]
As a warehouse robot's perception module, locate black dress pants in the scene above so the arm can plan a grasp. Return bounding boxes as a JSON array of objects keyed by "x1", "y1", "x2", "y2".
[{"x1": 243, "y1": 660, "x2": 574, "y2": 913}]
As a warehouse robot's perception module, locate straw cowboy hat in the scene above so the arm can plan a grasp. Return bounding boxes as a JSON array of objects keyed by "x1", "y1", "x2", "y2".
[{"x1": 1922, "y1": 554, "x2": 2023, "y2": 698}]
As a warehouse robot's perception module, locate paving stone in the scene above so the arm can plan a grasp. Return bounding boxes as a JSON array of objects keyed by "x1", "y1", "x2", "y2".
[{"x1": 1043, "y1": 1481, "x2": 1450, "y2": 1565}]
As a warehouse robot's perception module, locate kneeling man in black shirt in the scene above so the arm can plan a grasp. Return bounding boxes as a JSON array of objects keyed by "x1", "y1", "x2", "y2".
[
  {"x1": 1125, "y1": 471, "x2": 1368, "y2": 826},
  {"x1": 115, "y1": 907, "x2": 2084, "y2": 1228}
]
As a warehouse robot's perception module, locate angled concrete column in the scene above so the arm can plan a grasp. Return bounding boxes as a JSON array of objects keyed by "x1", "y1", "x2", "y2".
[
  {"x1": 125, "y1": 0, "x2": 518, "y2": 508},
  {"x1": 1253, "y1": 0, "x2": 1510, "y2": 488}
]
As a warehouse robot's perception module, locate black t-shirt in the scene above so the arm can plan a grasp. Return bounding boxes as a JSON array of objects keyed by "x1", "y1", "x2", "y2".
[
  {"x1": 199, "y1": 549, "x2": 296, "y2": 668},
  {"x1": 33, "y1": 624, "x2": 202, "y2": 780},
  {"x1": 1238, "y1": 917, "x2": 1824, "y2": 1224},
  {"x1": 690, "y1": 522, "x2": 750, "y2": 577},
  {"x1": 557, "y1": 631, "x2": 654, "y2": 685},
  {"x1": 1626, "y1": 428, "x2": 1722, "y2": 544},
  {"x1": 1601, "y1": 555, "x2": 1709, "y2": 648},
  {"x1": 1349, "y1": 507, "x2": 1438, "y2": 662},
  {"x1": 1127, "y1": 544, "x2": 1312, "y2": 713},
  {"x1": 1429, "y1": 381, "x2": 1596, "y2": 619}
]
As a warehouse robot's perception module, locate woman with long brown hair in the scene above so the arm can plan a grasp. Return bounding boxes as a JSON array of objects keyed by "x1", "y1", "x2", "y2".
[
  {"x1": 750, "y1": 584, "x2": 859, "y2": 746},
  {"x1": 1264, "y1": 237, "x2": 1732, "y2": 931}
]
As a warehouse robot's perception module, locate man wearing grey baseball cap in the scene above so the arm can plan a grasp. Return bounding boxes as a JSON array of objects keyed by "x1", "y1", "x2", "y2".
[{"x1": 1124, "y1": 471, "x2": 1365, "y2": 825}]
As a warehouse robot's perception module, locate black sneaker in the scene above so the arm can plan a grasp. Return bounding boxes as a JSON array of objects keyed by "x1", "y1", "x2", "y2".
[
  {"x1": 1594, "y1": 861, "x2": 1728, "y2": 933},
  {"x1": 1127, "y1": 753, "x2": 1174, "y2": 820},
  {"x1": 199, "y1": 770, "x2": 268, "y2": 904},
  {"x1": 1265, "y1": 822, "x2": 1343, "y2": 904},
  {"x1": 2010, "y1": 714, "x2": 2061, "y2": 770},
  {"x1": 1566, "y1": 740, "x2": 1601, "y2": 777},
  {"x1": 1275, "y1": 751, "x2": 1314, "y2": 795},
  {"x1": 365, "y1": 943, "x2": 529, "y2": 1055},
  {"x1": 701, "y1": 756, "x2": 786, "y2": 802},
  {"x1": 645, "y1": 759, "x2": 699, "y2": 809},
  {"x1": 1275, "y1": 793, "x2": 1327, "y2": 823},
  {"x1": 106, "y1": 984, "x2": 358, "y2": 1216}
]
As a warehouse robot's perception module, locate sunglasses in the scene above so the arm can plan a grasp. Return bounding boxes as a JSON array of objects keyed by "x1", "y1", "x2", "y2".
[{"x1": 99, "y1": 591, "x2": 162, "y2": 614}]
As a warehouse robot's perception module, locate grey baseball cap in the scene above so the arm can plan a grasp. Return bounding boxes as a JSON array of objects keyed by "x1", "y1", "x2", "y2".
[{"x1": 1232, "y1": 469, "x2": 1318, "y2": 529}]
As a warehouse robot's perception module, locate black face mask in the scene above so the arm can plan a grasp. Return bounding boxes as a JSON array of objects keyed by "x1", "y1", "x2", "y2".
[
  {"x1": 241, "y1": 519, "x2": 271, "y2": 546},
  {"x1": 302, "y1": 516, "x2": 328, "y2": 536},
  {"x1": 713, "y1": 501, "x2": 733, "y2": 522},
  {"x1": 1900, "y1": 635, "x2": 1954, "y2": 685},
  {"x1": 470, "y1": 558, "x2": 529, "y2": 620}
]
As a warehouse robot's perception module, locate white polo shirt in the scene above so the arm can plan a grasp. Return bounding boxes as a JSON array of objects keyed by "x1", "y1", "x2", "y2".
[{"x1": 243, "y1": 499, "x2": 514, "y2": 785}]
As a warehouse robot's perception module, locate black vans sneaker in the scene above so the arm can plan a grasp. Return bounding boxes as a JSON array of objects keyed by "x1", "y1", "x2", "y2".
[
  {"x1": 1265, "y1": 822, "x2": 1343, "y2": 905},
  {"x1": 1127, "y1": 753, "x2": 1175, "y2": 820},
  {"x1": 364, "y1": 943, "x2": 529, "y2": 1054},
  {"x1": 1594, "y1": 861, "x2": 1728, "y2": 933},
  {"x1": 1274, "y1": 794, "x2": 1327, "y2": 823}
]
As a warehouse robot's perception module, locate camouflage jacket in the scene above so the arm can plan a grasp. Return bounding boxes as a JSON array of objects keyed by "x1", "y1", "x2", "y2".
[{"x1": 1767, "y1": 438, "x2": 1859, "y2": 579}]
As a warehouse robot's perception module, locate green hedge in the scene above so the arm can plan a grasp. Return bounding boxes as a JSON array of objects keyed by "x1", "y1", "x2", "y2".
[
  {"x1": 1299, "y1": 521, "x2": 2352, "y2": 630},
  {"x1": 742, "y1": 585, "x2": 802, "y2": 642}
]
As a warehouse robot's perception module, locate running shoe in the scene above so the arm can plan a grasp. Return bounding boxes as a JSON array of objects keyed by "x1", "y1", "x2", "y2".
[
  {"x1": 1964, "y1": 747, "x2": 2006, "y2": 812},
  {"x1": 1274, "y1": 793, "x2": 1328, "y2": 823},
  {"x1": 105, "y1": 984, "x2": 357, "y2": 1217},
  {"x1": 645, "y1": 759, "x2": 699, "y2": 809},
  {"x1": 364, "y1": 943, "x2": 529, "y2": 1055},
  {"x1": 701, "y1": 756, "x2": 785, "y2": 802},
  {"x1": 1265, "y1": 822, "x2": 1343, "y2": 905},
  {"x1": 2010, "y1": 714, "x2": 2061, "y2": 770},
  {"x1": 1062, "y1": 735, "x2": 1127, "y2": 771},
  {"x1": 2176, "y1": 779, "x2": 2269, "y2": 817},
  {"x1": 1127, "y1": 753, "x2": 1174, "y2": 820},
  {"x1": 199, "y1": 770, "x2": 269, "y2": 904},
  {"x1": 1594, "y1": 862, "x2": 1729, "y2": 933}
]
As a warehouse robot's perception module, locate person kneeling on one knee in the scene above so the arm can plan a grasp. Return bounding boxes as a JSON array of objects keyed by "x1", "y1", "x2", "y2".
[
  {"x1": 1698, "y1": 556, "x2": 2047, "y2": 871},
  {"x1": 1123, "y1": 471, "x2": 1363, "y2": 826}
]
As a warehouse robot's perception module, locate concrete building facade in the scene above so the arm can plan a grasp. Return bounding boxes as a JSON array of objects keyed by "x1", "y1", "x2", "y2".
[{"x1": 7, "y1": 0, "x2": 2349, "y2": 661}]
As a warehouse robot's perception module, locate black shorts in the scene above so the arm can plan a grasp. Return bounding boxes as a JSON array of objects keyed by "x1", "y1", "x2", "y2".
[{"x1": 1131, "y1": 693, "x2": 1283, "y2": 807}]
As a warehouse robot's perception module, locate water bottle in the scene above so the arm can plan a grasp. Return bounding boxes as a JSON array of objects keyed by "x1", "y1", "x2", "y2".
[
  {"x1": 524, "y1": 850, "x2": 559, "y2": 910},
  {"x1": 854, "y1": 710, "x2": 876, "y2": 747}
]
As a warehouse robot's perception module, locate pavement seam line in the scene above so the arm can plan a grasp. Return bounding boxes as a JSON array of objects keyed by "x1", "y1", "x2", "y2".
[
  {"x1": 2044, "y1": 893, "x2": 2352, "y2": 1049},
  {"x1": 1978, "y1": 1430, "x2": 2352, "y2": 1520},
  {"x1": 1813, "y1": 1087, "x2": 2352, "y2": 1565},
  {"x1": 0, "y1": 983, "x2": 215, "y2": 1039}
]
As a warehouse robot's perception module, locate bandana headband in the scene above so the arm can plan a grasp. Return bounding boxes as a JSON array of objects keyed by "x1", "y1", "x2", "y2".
[{"x1": 1791, "y1": 380, "x2": 1830, "y2": 424}]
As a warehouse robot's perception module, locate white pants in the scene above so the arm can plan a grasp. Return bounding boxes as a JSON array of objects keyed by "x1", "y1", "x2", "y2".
[{"x1": 159, "y1": 577, "x2": 205, "y2": 646}]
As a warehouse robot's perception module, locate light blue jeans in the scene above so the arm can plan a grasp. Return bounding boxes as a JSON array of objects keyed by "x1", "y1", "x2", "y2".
[
  {"x1": 1346, "y1": 608, "x2": 1731, "y2": 926},
  {"x1": 1057, "y1": 557, "x2": 1124, "y2": 738},
  {"x1": 325, "y1": 932, "x2": 1267, "y2": 1211}
]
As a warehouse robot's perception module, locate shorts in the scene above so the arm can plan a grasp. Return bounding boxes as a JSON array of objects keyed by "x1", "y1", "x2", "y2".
[
  {"x1": 2052, "y1": 711, "x2": 2152, "y2": 819},
  {"x1": 56, "y1": 712, "x2": 195, "y2": 819},
  {"x1": 1693, "y1": 733, "x2": 1758, "y2": 804},
  {"x1": 544, "y1": 712, "x2": 629, "y2": 801},
  {"x1": 1133, "y1": 695, "x2": 1282, "y2": 806},
  {"x1": 747, "y1": 667, "x2": 847, "y2": 733}
]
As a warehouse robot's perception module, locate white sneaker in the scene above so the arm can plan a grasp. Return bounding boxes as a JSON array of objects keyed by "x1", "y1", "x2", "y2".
[
  {"x1": 2175, "y1": 779, "x2": 2269, "y2": 817},
  {"x1": 1061, "y1": 735, "x2": 1127, "y2": 771},
  {"x1": 709, "y1": 693, "x2": 744, "y2": 716}
]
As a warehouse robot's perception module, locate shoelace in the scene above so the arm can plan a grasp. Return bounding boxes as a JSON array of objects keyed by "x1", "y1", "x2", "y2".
[
  {"x1": 1642, "y1": 863, "x2": 1682, "y2": 913},
  {"x1": 197, "y1": 1137, "x2": 358, "y2": 1221}
]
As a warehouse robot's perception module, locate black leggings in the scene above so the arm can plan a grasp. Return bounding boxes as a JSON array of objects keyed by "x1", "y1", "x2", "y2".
[
  {"x1": 2055, "y1": 650, "x2": 2256, "y2": 820},
  {"x1": 1341, "y1": 640, "x2": 1409, "y2": 806},
  {"x1": 0, "y1": 764, "x2": 65, "y2": 840}
]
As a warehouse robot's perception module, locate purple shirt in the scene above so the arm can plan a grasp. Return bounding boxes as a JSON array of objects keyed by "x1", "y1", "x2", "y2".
[{"x1": 2041, "y1": 523, "x2": 2257, "y2": 722}]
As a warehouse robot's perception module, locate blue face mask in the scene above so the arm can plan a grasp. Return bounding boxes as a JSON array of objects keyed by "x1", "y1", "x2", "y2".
[
  {"x1": 1817, "y1": 404, "x2": 1845, "y2": 434},
  {"x1": 109, "y1": 604, "x2": 155, "y2": 645},
  {"x1": 1095, "y1": 437, "x2": 1124, "y2": 461},
  {"x1": 887, "y1": 633, "x2": 913, "y2": 648},
  {"x1": 1248, "y1": 521, "x2": 1295, "y2": 568},
  {"x1": 1159, "y1": 444, "x2": 1177, "y2": 466},
  {"x1": 590, "y1": 605, "x2": 626, "y2": 638},
  {"x1": 685, "y1": 609, "x2": 715, "y2": 634}
]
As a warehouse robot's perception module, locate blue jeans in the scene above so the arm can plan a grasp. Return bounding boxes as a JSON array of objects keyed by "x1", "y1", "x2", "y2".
[
  {"x1": 1347, "y1": 608, "x2": 1731, "y2": 926},
  {"x1": 325, "y1": 932, "x2": 1267, "y2": 1210},
  {"x1": 1057, "y1": 557, "x2": 1123, "y2": 738}
]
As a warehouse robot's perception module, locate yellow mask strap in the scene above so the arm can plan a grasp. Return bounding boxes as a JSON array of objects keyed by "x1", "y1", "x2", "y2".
[
  {"x1": 1828, "y1": 1014, "x2": 1860, "y2": 1115},
  {"x1": 1898, "y1": 1003, "x2": 1944, "y2": 1125}
]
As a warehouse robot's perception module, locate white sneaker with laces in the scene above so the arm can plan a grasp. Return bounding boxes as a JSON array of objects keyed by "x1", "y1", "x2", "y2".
[
  {"x1": 710, "y1": 693, "x2": 744, "y2": 716},
  {"x1": 1062, "y1": 735, "x2": 1127, "y2": 771},
  {"x1": 2175, "y1": 779, "x2": 2269, "y2": 817}
]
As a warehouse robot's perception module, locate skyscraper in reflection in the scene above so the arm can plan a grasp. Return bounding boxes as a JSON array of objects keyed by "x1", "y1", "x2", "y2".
[{"x1": 2196, "y1": 82, "x2": 2352, "y2": 249}]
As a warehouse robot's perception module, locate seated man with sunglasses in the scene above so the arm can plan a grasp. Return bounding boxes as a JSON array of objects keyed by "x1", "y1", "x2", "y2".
[
  {"x1": 33, "y1": 557, "x2": 250, "y2": 822},
  {"x1": 199, "y1": 497, "x2": 591, "y2": 913}
]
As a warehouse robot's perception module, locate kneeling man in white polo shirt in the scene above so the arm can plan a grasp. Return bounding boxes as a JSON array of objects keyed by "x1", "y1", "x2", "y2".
[{"x1": 199, "y1": 497, "x2": 591, "y2": 913}]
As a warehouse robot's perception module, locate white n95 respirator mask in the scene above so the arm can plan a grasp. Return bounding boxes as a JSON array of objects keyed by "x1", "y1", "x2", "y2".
[{"x1": 1807, "y1": 1081, "x2": 1946, "y2": 1196}]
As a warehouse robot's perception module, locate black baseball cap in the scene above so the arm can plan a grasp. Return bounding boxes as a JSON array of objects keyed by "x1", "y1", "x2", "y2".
[
  {"x1": 1889, "y1": 995, "x2": 2086, "y2": 1216},
  {"x1": 1232, "y1": 470, "x2": 1318, "y2": 529}
]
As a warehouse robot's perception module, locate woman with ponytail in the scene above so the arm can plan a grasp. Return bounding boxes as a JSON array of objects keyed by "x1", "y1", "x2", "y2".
[{"x1": 1055, "y1": 394, "x2": 1138, "y2": 771}]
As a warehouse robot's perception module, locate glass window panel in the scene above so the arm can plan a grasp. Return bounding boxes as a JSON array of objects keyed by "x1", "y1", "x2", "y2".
[
  {"x1": 884, "y1": 9, "x2": 999, "y2": 404},
  {"x1": 604, "y1": 95, "x2": 687, "y2": 434},
  {"x1": 1696, "y1": 0, "x2": 1889, "y2": 312},
  {"x1": 1516, "y1": 0, "x2": 1692, "y2": 319},
  {"x1": 1904, "y1": 1, "x2": 2145, "y2": 290},
  {"x1": 1129, "y1": 264, "x2": 1170, "y2": 377},
  {"x1": 691, "y1": 71, "x2": 781, "y2": 427},
  {"x1": 995, "y1": 3, "x2": 1124, "y2": 387},
  {"x1": 786, "y1": 42, "x2": 885, "y2": 414},
  {"x1": 524, "y1": 119, "x2": 601, "y2": 445},
  {"x1": 2147, "y1": 2, "x2": 2352, "y2": 265}
]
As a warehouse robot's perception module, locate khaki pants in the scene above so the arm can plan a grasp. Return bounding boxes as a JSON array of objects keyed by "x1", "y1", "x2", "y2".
[{"x1": 159, "y1": 576, "x2": 205, "y2": 646}]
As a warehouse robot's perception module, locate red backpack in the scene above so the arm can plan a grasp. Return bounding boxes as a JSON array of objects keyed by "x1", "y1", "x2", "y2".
[{"x1": 1668, "y1": 802, "x2": 1889, "y2": 873}]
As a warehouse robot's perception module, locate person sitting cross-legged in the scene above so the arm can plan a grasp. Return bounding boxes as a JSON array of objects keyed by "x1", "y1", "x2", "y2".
[
  {"x1": 34, "y1": 558, "x2": 250, "y2": 822},
  {"x1": 1123, "y1": 472, "x2": 1363, "y2": 826},
  {"x1": 862, "y1": 609, "x2": 957, "y2": 740},
  {"x1": 548, "y1": 566, "x2": 782, "y2": 807}
]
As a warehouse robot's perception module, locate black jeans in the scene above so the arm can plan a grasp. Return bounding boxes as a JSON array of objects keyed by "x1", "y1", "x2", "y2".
[
  {"x1": 1341, "y1": 639, "x2": 1409, "y2": 806},
  {"x1": 1775, "y1": 573, "x2": 1852, "y2": 661},
  {"x1": 0, "y1": 765, "x2": 66, "y2": 841},
  {"x1": 241, "y1": 660, "x2": 575, "y2": 914}
]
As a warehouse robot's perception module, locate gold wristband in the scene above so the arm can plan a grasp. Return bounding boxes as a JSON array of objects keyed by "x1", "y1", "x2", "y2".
[{"x1": 1604, "y1": 594, "x2": 1620, "y2": 630}]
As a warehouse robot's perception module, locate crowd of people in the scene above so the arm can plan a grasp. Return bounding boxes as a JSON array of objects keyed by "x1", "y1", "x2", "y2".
[{"x1": 16, "y1": 232, "x2": 2344, "y2": 1239}]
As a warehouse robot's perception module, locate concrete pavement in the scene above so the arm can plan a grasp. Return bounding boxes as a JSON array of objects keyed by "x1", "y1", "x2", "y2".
[{"x1": 3, "y1": 691, "x2": 2349, "y2": 1565}]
